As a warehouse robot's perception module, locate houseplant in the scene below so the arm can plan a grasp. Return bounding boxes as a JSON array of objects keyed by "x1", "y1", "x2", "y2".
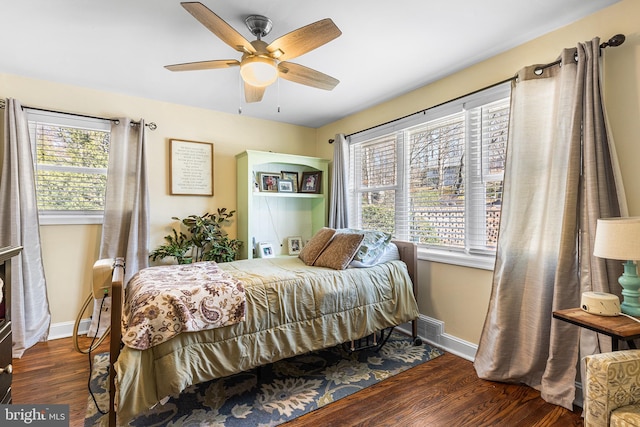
[
  {"x1": 148, "y1": 228, "x2": 193, "y2": 264},
  {"x1": 150, "y1": 208, "x2": 242, "y2": 264}
]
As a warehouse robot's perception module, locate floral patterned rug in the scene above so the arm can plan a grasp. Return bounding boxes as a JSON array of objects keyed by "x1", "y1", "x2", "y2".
[{"x1": 85, "y1": 331, "x2": 443, "y2": 426}]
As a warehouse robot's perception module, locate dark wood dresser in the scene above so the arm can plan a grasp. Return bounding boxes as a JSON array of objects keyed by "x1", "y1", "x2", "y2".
[{"x1": 0, "y1": 246, "x2": 22, "y2": 404}]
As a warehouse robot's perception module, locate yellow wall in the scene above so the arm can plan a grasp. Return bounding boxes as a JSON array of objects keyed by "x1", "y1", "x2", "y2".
[
  {"x1": 1, "y1": 73, "x2": 317, "y2": 328},
  {"x1": 317, "y1": 0, "x2": 640, "y2": 344},
  {"x1": 3, "y1": 0, "x2": 640, "y2": 346}
]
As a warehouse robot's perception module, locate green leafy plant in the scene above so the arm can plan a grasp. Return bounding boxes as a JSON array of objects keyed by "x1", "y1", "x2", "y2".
[
  {"x1": 150, "y1": 208, "x2": 242, "y2": 264},
  {"x1": 148, "y1": 229, "x2": 193, "y2": 264}
]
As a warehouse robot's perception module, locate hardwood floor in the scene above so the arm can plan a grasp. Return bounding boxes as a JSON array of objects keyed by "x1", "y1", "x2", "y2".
[
  {"x1": 284, "y1": 352, "x2": 584, "y2": 427},
  {"x1": 12, "y1": 335, "x2": 110, "y2": 427},
  {"x1": 11, "y1": 335, "x2": 584, "y2": 427}
]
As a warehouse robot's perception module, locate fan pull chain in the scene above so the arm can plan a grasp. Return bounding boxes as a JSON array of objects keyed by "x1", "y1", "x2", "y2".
[
  {"x1": 277, "y1": 78, "x2": 281, "y2": 113},
  {"x1": 238, "y1": 75, "x2": 243, "y2": 115}
]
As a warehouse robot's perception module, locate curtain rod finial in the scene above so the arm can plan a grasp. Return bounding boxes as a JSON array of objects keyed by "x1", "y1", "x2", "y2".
[{"x1": 601, "y1": 34, "x2": 625, "y2": 48}]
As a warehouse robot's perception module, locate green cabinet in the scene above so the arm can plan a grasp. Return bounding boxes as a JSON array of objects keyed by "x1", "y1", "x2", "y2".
[{"x1": 236, "y1": 150, "x2": 329, "y2": 259}]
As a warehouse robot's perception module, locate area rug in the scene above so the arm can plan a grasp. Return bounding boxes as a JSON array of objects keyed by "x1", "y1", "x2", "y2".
[{"x1": 85, "y1": 331, "x2": 443, "y2": 426}]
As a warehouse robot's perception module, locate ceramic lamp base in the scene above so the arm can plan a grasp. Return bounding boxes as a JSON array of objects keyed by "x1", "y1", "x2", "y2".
[{"x1": 619, "y1": 261, "x2": 640, "y2": 316}]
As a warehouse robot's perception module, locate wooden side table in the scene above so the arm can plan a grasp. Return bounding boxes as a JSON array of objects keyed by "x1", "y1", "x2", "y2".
[{"x1": 553, "y1": 308, "x2": 640, "y2": 351}]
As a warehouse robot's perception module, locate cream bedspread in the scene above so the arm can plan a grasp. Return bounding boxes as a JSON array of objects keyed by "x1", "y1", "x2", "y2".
[{"x1": 114, "y1": 257, "x2": 419, "y2": 424}]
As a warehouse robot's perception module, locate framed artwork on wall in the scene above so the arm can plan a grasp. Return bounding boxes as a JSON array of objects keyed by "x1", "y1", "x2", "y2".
[
  {"x1": 300, "y1": 171, "x2": 322, "y2": 193},
  {"x1": 169, "y1": 139, "x2": 214, "y2": 196}
]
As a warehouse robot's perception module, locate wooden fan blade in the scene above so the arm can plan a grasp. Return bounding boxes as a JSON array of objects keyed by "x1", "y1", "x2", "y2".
[
  {"x1": 165, "y1": 59, "x2": 240, "y2": 71},
  {"x1": 266, "y1": 18, "x2": 341, "y2": 61},
  {"x1": 244, "y1": 83, "x2": 266, "y2": 103},
  {"x1": 278, "y1": 62, "x2": 339, "y2": 90},
  {"x1": 181, "y1": 2, "x2": 256, "y2": 54}
]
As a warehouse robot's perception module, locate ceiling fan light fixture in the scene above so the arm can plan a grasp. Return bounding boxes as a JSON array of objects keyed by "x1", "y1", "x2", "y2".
[
  {"x1": 169, "y1": 4, "x2": 342, "y2": 96},
  {"x1": 240, "y1": 56, "x2": 278, "y2": 87}
]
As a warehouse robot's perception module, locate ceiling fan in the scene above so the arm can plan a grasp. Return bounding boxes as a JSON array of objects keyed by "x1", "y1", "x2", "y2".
[{"x1": 165, "y1": 2, "x2": 342, "y2": 103}]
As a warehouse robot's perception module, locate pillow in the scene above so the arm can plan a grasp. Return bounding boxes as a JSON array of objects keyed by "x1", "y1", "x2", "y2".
[
  {"x1": 350, "y1": 242, "x2": 400, "y2": 268},
  {"x1": 298, "y1": 227, "x2": 336, "y2": 265},
  {"x1": 377, "y1": 242, "x2": 400, "y2": 263},
  {"x1": 313, "y1": 233, "x2": 365, "y2": 270},
  {"x1": 336, "y1": 228, "x2": 392, "y2": 264}
]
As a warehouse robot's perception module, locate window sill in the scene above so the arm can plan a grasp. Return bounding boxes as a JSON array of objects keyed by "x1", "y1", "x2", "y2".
[
  {"x1": 418, "y1": 247, "x2": 496, "y2": 270},
  {"x1": 39, "y1": 214, "x2": 103, "y2": 226}
]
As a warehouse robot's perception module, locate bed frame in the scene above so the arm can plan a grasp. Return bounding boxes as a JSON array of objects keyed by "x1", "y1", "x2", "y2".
[{"x1": 106, "y1": 240, "x2": 419, "y2": 426}]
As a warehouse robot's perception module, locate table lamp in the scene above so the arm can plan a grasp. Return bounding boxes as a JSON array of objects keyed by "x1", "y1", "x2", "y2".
[{"x1": 593, "y1": 217, "x2": 640, "y2": 316}]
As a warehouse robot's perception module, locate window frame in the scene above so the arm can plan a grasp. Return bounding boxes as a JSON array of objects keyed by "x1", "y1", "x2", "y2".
[
  {"x1": 347, "y1": 83, "x2": 511, "y2": 270},
  {"x1": 25, "y1": 109, "x2": 111, "y2": 226}
]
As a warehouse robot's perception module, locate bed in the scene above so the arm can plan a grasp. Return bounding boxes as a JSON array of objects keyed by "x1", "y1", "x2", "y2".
[{"x1": 106, "y1": 234, "x2": 420, "y2": 426}]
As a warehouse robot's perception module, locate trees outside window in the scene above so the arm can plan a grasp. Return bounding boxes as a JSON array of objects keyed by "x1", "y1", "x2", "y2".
[
  {"x1": 348, "y1": 84, "x2": 510, "y2": 266},
  {"x1": 26, "y1": 110, "x2": 111, "y2": 225}
]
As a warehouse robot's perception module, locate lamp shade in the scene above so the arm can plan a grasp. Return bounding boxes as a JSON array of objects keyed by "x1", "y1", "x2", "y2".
[
  {"x1": 593, "y1": 217, "x2": 640, "y2": 261},
  {"x1": 240, "y1": 56, "x2": 278, "y2": 88}
]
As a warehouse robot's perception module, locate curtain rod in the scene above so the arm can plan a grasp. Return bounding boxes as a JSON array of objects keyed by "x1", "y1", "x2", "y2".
[
  {"x1": 329, "y1": 33, "x2": 625, "y2": 143},
  {"x1": 0, "y1": 99, "x2": 157, "y2": 130}
]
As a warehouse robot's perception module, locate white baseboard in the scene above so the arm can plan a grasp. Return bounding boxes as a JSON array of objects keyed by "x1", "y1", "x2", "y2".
[
  {"x1": 48, "y1": 318, "x2": 91, "y2": 340},
  {"x1": 397, "y1": 314, "x2": 477, "y2": 362}
]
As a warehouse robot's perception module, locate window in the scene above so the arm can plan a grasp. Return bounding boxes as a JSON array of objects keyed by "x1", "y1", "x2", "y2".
[
  {"x1": 26, "y1": 109, "x2": 111, "y2": 225},
  {"x1": 348, "y1": 83, "x2": 510, "y2": 269}
]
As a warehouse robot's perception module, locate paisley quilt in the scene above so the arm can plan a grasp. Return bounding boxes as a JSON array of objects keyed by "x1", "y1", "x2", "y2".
[{"x1": 122, "y1": 262, "x2": 245, "y2": 350}]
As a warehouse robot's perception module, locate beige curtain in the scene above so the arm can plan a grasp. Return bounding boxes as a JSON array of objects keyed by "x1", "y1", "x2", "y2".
[
  {"x1": 474, "y1": 39, "x2": 623, "y2": 409},
  {"x1": 329, "y1": 133, "x2": 349, "y2": 229},
  {"x1": 0, "y1": 99, "x2": 51, "y2": 358},
  {"x1": 99, "y1": 118, "x2": 149, "y2": 284}
]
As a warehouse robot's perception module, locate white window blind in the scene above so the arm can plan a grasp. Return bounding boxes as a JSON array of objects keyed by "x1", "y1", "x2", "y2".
[
  {"x1": 348, "y1": 82, "x2": 510, "y2": 268},
  {"x1": 407, "y1": 112, "x2": 466, "y2": 249},
  {"x1": 466, "y1": 99, "x2": 509, "y2": 254},
  {"x1": 350, "y1": 134, "x2": 398, "y2": 235},
  {"x1": 26, "y1": 109, "x2": 111, "y2": 225}
]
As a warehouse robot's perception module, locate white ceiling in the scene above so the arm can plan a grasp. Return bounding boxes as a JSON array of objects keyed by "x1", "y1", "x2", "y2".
[{"x1": 1, "y1": 0, "x2": 619, "y2": 128}]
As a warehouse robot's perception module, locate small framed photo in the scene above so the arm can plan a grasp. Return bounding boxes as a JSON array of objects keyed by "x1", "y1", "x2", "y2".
[
  {"x1": 278, "y1": 179, "x2": 294, "y2": 193},
  {"x1": 281, "y1": 171, "x2": 299, "y2": 192},
  {"x1": 259, "y1": 173, "x2": 280, "y2": 192},
  {"x1": 300, "y1": 171, "x2": 322, "y2": 193},
  {"x1": 257, "y1": 242, "x2": 275, "y2": 258},
  {"x1": 287, "y1": 236, "x2": 303, "y2": 255}
]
